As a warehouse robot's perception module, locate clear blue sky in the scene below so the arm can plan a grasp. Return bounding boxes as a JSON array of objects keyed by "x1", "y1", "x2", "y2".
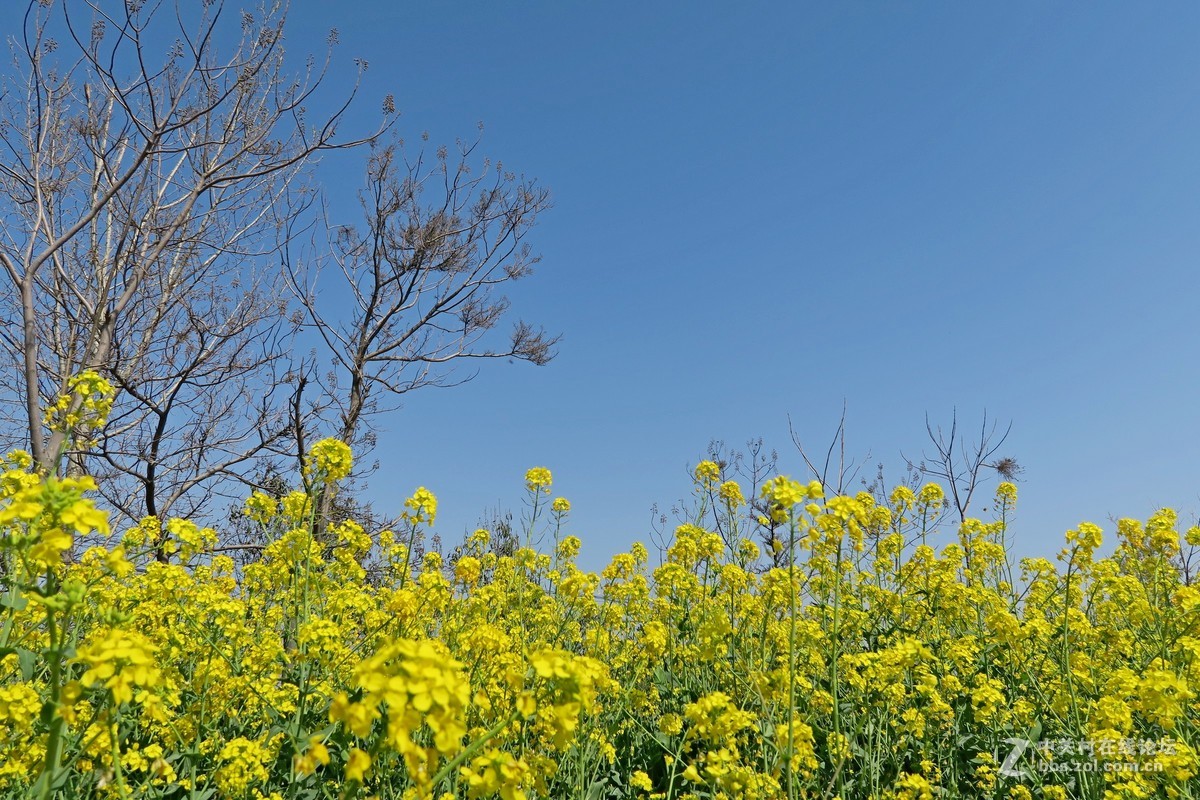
[{"x1": 284, "y1": 2, "x2": 1200, "y2": 569}]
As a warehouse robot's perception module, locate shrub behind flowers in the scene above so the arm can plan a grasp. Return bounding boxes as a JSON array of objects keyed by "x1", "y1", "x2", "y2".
[{"x1": 0, "y1": 442, "x2": 1196, "y2": 799}]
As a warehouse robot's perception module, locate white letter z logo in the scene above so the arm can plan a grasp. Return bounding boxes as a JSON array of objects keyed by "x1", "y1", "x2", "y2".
[{"x1": 998, "y1": 738, "x2": 1030, "y2": 779}]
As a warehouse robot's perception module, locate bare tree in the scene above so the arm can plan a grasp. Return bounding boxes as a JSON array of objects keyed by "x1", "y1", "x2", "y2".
[
  {"x1": 788, "y1": 403, "x2": 872, "y2": 497},
  {"x1": 286, "y1": 133, "x2": 558, "y2": 464},
  {"x1": 90, "y1": 271, "x2": 296, "y2": 529},
  {"x1": 908, "y1": 408, "x2": 1021, "y2": 524},
  {"x1": 789, "y1": 405, "x2": 1021, "y2": 524},
  {"x1": 0, "y1": 1, "x2": 385, "y2": 513}
]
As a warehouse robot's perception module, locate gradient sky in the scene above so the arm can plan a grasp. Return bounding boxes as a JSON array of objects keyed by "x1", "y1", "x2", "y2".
[{"x1": 280, "y1": 2, "x2": 1200, "y2": 570}]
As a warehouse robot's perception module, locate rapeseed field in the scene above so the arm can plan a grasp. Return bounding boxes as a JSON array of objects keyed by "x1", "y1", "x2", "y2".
[{"x1": 0, "y1": 378, "x2": 1195, "y2": 799}]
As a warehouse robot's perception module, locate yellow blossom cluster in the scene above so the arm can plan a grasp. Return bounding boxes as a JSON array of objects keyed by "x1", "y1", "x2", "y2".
[
  {"x1": 42, "y1": 370, "x2": 115, "y2": 439},
  {"x1": 305, "y1": 438, "x2": 354, "y2": 483}
]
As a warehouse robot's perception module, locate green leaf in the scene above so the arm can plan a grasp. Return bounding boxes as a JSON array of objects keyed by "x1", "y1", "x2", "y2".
[
  {"x1": 18, "y1": 647, "x2": 36, "y2": 680},
  {"x1": 0, "y1": 593, "x2": 27, "y2": 611}
]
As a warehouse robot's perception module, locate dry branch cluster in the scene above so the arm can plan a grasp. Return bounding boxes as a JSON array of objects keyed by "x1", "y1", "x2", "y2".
[{"x1": 0, "y1": 1, "x2": 556, "y2": 528}]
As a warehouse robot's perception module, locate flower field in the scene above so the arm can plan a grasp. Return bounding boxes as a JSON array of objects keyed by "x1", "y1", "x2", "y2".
[{"x1": 0, "y1": 442, "x2": 1197, "y2": 799}]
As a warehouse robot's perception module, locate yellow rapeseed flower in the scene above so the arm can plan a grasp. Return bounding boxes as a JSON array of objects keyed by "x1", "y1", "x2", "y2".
[
  {"x1": 305, "y1": 438, "x2": 354, "y2": 483},
  {"x1": 345, "y1": 748, "x2": 371, "y2": 782},
  {"x1": 404, "y1": 486, "x2": 438, "y2": 524},
  {"x1": 525, "y1": 467, "x2": 553, "y2": 494}
]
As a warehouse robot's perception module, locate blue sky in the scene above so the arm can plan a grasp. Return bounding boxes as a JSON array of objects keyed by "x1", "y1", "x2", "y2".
[{"x1": 284, "y1": 2, "x2": 1200, "y2": 569}]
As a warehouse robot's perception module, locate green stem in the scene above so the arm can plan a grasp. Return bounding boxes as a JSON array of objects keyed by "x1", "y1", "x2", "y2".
[
  {"x1": 37, "y1": 576, "x2": 65, "y2": 800},
  {"x1": 431, "y1": 711, "x2": 520, "y2": 788},
  {"x1": 786, "y1": 511, "x2": 797, "y2": 800}
]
